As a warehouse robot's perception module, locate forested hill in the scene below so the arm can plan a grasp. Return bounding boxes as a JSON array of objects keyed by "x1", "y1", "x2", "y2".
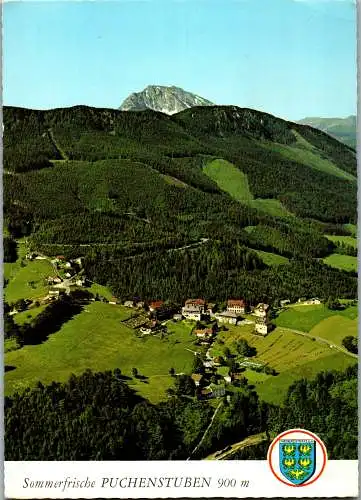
[{"x1": 4, "y1": 104, "x2": 357, "y2": 303}]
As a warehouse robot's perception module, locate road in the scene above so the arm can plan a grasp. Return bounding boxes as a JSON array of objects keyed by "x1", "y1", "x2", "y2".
[
  {"x1": 278, "y1": 327, "x2": 358, "y2": 359},
  {"x1": 205, "y1": 432, "x2": 268, "y2": 461}
]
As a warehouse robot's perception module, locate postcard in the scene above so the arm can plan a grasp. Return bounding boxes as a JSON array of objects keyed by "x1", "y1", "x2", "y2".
[{"x1": 3, "y1": 0, "x2": 358, "y2": 498}]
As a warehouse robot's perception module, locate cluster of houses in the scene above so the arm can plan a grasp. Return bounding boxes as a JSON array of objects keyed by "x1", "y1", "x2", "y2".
[
  {"x1": 117, "y1": 297, "x2": 272, "y2": 337},
  {"x1": 181, "y1": 298, "x2": 271, "y2": 336}
]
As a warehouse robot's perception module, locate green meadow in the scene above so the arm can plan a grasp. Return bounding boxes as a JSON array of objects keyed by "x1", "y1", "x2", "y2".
[
  {"x1": 262, "y1": 130, "x2": 356, "y2": 182},
  {"x1": 203, "y1": 159, "x2": 290, "y2": 217},
  {"x1": 210, "y1": 321, "x2": 355, "y2": 404},
  {"x1": 325, "y1": 234, "x2": 357, "y2": 248},
  {"x1": 309, "y1": 315, "x2": 357, "y2": 348},
  {"x1": 275, "y1": 304, "x2": 358, "y2": 332},
  {"x1": 254, "y1": 249, "x2": 289, "y2": 266},
  {"x1": 5, "y1": 302, "x2": 195, "y2": 403},
  {"x1": 323, "y1": 253, "x2": 357, "y2": 272},
  {"x1": 5, "y1": 258, "x2": 54, "y2": 304}
]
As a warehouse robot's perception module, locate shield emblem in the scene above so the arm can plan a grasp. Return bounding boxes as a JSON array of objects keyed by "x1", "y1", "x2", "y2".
[{"x1": 279, "y1": 439, "x2": 316, "y2": 485}]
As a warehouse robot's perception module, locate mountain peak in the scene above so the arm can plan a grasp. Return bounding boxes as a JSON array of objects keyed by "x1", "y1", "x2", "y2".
[{"x1": 119, "y1": 85, "x2": 214, "y2": 115}]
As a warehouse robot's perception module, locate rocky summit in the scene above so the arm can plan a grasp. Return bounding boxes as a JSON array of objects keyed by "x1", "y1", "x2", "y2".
[{"x1": 119, "y1": 85, "x2": 214, "y2": 114}]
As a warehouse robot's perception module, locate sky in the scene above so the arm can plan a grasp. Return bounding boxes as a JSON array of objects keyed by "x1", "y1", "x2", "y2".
[{"x1": 3, "y1": 0, "x2": 357, "y2": 120}]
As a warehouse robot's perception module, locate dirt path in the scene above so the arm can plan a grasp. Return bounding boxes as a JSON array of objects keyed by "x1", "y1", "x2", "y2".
[
  {"x1": 187, "y1": 401, "x2": 223, "y2": 460},
  {"x1": 204, "y1": 432, "x2": 268, "y2": 460},
  {"x1": 278, "y1": 327, "x2": 358, "y2": 359}
]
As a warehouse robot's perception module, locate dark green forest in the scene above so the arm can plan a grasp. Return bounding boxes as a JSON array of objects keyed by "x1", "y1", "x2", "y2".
[
  {"x1": 5, "y1": 365, "x2": 357, "y2": 460},
  {"x1": 3, "y1": 104, "x2": 358, "y2": 305}
]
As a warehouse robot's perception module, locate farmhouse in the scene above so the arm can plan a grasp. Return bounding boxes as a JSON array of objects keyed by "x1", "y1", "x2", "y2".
[
  {"x1": 109, "y1": 297, "x2": 119, "y2": 305},
  {"x1": 194, "y1": 327, "x2": 213, "y2": 339},
  {"x1": 124, "y1": 300, "x2": 134, "y2": 308},
  {"x1": 215, "y1": 311, "x2": 239, "y2": 325},
  {"x1": 149, "y1": 300, "x2": 164, "y2": 312},
  {"x1": 49, "y1": 289, "x2": 60, "y2": 296},
  {"x1": 305, "y1": 298, "x2": 322, "y2": 305},
  {"x1": 254, "y1": 317, "x2": 270, "y2": 336},
  {"x1": 185, "y1": 298, "x2": 205, "y2": 308},
  {"x1": 181, "y1": 300, "x2": 204, "y2": 321},
  {"x1": 253, "y1": 303, "x2": 269, "y2": 318},
  {"x1": 173, "y1": 313, "x2": 183, "y2": 321},
  {"x1": 227, "y1": 299, "x2": 246, "y2": 314},
  {"x1": 280, "y1": 299, "x2": 290, "y2": 307}
]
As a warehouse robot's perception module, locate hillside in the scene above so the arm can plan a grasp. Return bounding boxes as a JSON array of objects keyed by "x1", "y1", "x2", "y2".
[
  {"x1": 4, "y1": 104, "x2": 357, "y2": 305},
  {"x1": 297, "y1": 115, "x2": 356, "y2": 149},
  {"x1": 4, "y1": 103, "x2": 358, "y2": 462},
  {"x1": 119, "y1": 85, "x2": 214, "y2": 115}
]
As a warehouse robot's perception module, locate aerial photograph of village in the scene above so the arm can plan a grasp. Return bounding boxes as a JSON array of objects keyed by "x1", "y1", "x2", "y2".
[{"x1": 3, "y1": 0, "x2": 358, "y2": 461}]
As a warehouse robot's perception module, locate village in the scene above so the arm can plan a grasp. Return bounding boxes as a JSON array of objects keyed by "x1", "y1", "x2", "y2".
[{"x1": 6, "y1": 250, "x2": 326, "y2": 402}]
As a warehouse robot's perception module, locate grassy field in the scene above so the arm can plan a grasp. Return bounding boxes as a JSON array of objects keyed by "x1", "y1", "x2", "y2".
[
  {"x1": 203, "y1": 159, "x2": 290, "y2": 217},
  {"x1": 254, "y1": 249, "x2": 289, "y2": 266},
  {"x1": 323, "y1": 253, "x2": 357, "y2": 272},
  {"x1": 14, "y1": 305, "x2": 48, "y2": 325},
  {"x1": 4, "y1": 338, "x2": 19, "y2": 353},
  {"x1": 262, "y1": 131, "x2": 356, "y2": 181},
  {"x1": 325, "y1": 234, "x2": 357, "y2": 248},
  {"x1": 309, "y1": 315, "x2": 357, "y2": 347},
  {"x1": 257, "y1": 352, "x2": 355, "y2": 403},
  {"x1": 5, "y1": 258, "x2": 54, "y2": 304},
  {"x1": 88, "y1": 282, "x2": 114, "y2": 301},
  {"x1": 4, "y1": 302, "x2": 195, "y2": 403},
  {"x1": 4, "y1": 239, "x2": 28, "y2": 283},
  {"x1": 275, "y1": 304, "x2": 358, "y2": 332},
  {"x1": 209, "y1": 322, "x2": 355, "y2": 404},
  {"x1": 250, "y1": 199, "x2": 291, "y2": 217},
  {"x1": 203, "y1": 159, "x2": 254, "y2": 202}
]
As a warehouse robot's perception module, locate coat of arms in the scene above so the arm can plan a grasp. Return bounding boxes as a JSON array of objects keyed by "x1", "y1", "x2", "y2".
[{"x1": 279, "y1": 439, "x2": 316, "y2": 485}]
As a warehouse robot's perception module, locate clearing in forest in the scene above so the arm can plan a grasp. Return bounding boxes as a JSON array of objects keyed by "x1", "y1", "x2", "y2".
[
  {"x1": 323, "y1": 253, "x2": 357, "y2": 272},
  {"x1": 203, "y1": 159, "x2": 291, "y2": 217}
]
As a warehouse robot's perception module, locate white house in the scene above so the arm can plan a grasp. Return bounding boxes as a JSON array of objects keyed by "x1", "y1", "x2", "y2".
[
  {"x1": 305, "y1": 298, "x2": 322, "y2": 305},
  {"x1": 255, "y1": 317, "x2": 270, "y2": 336},
  {"x1": 215, "y1": 311, "x2": 239, "y2": 325},
  {"x1": 280, "y1": 299, "x2": 291, "y2": 307},
  {"x1": 227, "y1": 299, "x2": 246, "y2": 315},
  {"x1": 182, "y1": 299, "x2": 205, "y2": 320}
]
